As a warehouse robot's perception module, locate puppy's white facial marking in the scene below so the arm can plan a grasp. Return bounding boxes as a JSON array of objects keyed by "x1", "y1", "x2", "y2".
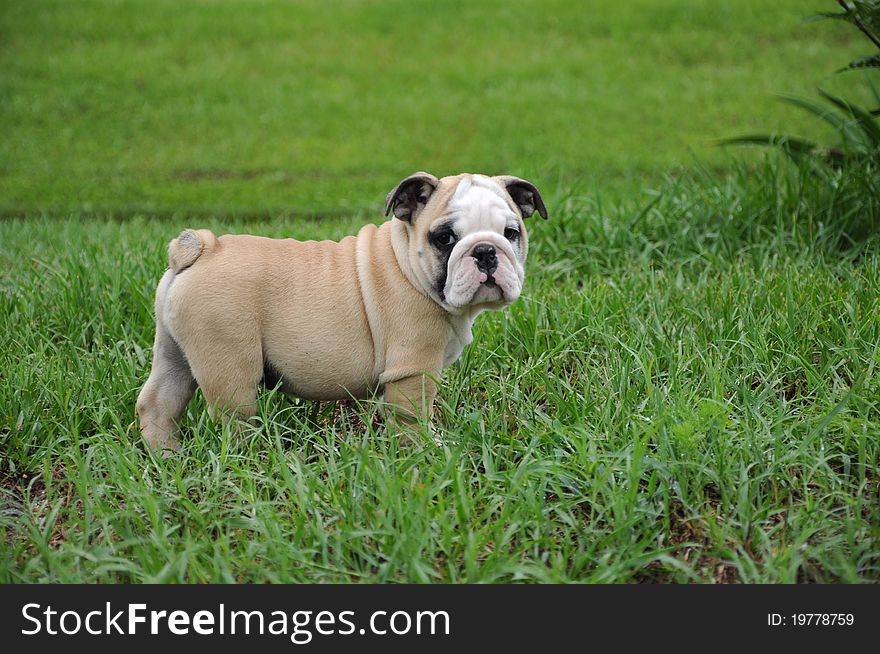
[
  {"x1": 442, "y1": 176, "x2": 525, "y2": 310},
  {"x1": 449, "y1": 175, "x2": 512, "y2": 231}
]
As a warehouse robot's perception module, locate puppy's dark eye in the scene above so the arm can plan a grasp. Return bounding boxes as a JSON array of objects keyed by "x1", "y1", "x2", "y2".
[
  {"x1": 432, "y1": 230, "x2": 457, "y2": 248},
  {"x1": 504, "y1": 227, "x2": 520, "y2": 241}
]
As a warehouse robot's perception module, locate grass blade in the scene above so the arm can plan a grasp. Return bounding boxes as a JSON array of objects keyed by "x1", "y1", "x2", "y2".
[
  {"x1": 777, "y1": 94, "x2": 863, "y2": 146},
  {"x1": 818, "y1": 89, "x2": 880, "y2": 145},
  {"x1": 716, "y1": 134, "x2": 820, "y2": 163}
]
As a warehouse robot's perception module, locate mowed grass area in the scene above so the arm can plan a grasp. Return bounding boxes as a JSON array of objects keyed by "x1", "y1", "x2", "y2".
[
  {"x1": 0, "y1": 0, "x2": 871, "y2": 213},
  {"x1": 1, "y1": 162, "x2": 879, "y2": 582}
]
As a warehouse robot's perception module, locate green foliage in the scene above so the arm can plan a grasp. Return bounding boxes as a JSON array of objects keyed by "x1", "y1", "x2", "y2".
[
  {"x1": 2, "y1": 160, "x2": 878, "y2": 583},
  {"x1": 722, "y1": 1, "x2": 880, "y2": 162},
  {"x1": 1, "y1": 0, "x2": 877, "y2": 585},
  {"x1": 810, "y1": 0, "x2": 880, "y2": 72},
  {"x1": 0, "y1": 0, "x2": 870, "y2": 213}
]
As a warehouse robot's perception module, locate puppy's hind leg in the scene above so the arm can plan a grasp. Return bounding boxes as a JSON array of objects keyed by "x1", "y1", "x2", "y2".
[
  {"x1": 191, "y1": 351, "x2": 261, "y2": 435},
  {"x1": 136, "y1": 271, "x2": 197, "y2": 455},
  {"x1": 177, "y1": 326, "x2": 262, "y2": 437}
]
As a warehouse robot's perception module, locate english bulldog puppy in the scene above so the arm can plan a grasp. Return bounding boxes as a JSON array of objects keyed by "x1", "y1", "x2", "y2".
[{"x1": 136, "y1": 172, "x2": 547, "y2": 453}]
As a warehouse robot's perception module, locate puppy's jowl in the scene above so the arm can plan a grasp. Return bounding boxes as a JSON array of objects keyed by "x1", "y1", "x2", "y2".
[{"x1": 136, "y1": 172, "x2": 547, "y2": 453}]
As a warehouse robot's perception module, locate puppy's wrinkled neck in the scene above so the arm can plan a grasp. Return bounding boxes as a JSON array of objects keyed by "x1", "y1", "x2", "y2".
[{"x1": 389, "y1": 219, "x2": 456, "y2": 312}]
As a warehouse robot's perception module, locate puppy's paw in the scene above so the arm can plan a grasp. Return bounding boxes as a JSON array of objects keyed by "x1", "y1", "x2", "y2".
[
  {"x1": 383, "y1": 414, "x2": 431, "y2": 448},
  {"x1": 428, "y1": 423, "x2": 459, "y2": 447}
]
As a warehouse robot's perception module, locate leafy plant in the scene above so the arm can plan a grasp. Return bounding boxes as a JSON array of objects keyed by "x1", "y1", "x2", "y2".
[
  {"x1": 720, "y1": 1, "x2": 880, "y2": 165},
  {"x1": 817, "y1": 0, "x2": 880, "y2": 75}
]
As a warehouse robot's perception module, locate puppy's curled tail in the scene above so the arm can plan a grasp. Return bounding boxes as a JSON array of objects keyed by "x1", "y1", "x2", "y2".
[{"x1": 168, "y1": 229, "x2": 218, "y2": 273}]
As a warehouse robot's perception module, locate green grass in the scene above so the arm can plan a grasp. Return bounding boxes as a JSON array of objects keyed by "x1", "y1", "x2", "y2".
[
  {"x1": 0, "y1": 0, "x2": 872, "y2": 213},
  {"x1": 1, "y1": 0, "x2": 879, "y2": 583},
  {"x1": 2, "y1": 160, "x2": 878, "y2": 582}
]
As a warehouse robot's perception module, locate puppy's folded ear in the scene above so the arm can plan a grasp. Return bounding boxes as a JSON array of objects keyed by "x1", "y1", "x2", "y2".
[
  {"x1": 495, "y1": 175, "x2": 548, "y2": 220},
  {"x1": 385, "y1": 172, "x2": 440, "y2": 223}
]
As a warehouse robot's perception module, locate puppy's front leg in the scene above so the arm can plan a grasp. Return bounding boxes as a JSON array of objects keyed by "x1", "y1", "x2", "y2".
[{"x1": 382, "y1": 373, "x2": 438, "y2": 435}]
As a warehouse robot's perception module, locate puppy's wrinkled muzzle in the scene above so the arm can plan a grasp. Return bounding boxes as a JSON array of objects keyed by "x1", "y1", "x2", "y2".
[{"x1": 444, "y1": 234, "x2": 523, "y2": 310}]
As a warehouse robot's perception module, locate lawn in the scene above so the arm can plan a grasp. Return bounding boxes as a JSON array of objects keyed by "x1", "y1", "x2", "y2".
[
  {"x1": 0, "y1": 0, "x2": 871, "y2": 213},
  {"x1": 1, "y1": 1, "x2": 878, "y2": 582}
]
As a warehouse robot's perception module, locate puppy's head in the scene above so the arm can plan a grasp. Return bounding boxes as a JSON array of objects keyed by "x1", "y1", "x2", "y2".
[{"x1": 386, "y1": 172, "x2": 547, "y2": 314}]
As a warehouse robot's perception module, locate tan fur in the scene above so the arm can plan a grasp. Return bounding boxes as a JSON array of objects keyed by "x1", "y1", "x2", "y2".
[
  {"x1": 136, "y1": 173, "x2": 545, "y2": 454},
  {"x1": 168, "y1": 228, "x2": 217, "y2": 273}
]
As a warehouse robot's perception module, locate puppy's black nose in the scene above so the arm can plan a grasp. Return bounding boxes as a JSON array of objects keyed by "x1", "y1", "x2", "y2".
[{"x1": 472, "y1": 244, "x2": 498, "y2": 275}]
